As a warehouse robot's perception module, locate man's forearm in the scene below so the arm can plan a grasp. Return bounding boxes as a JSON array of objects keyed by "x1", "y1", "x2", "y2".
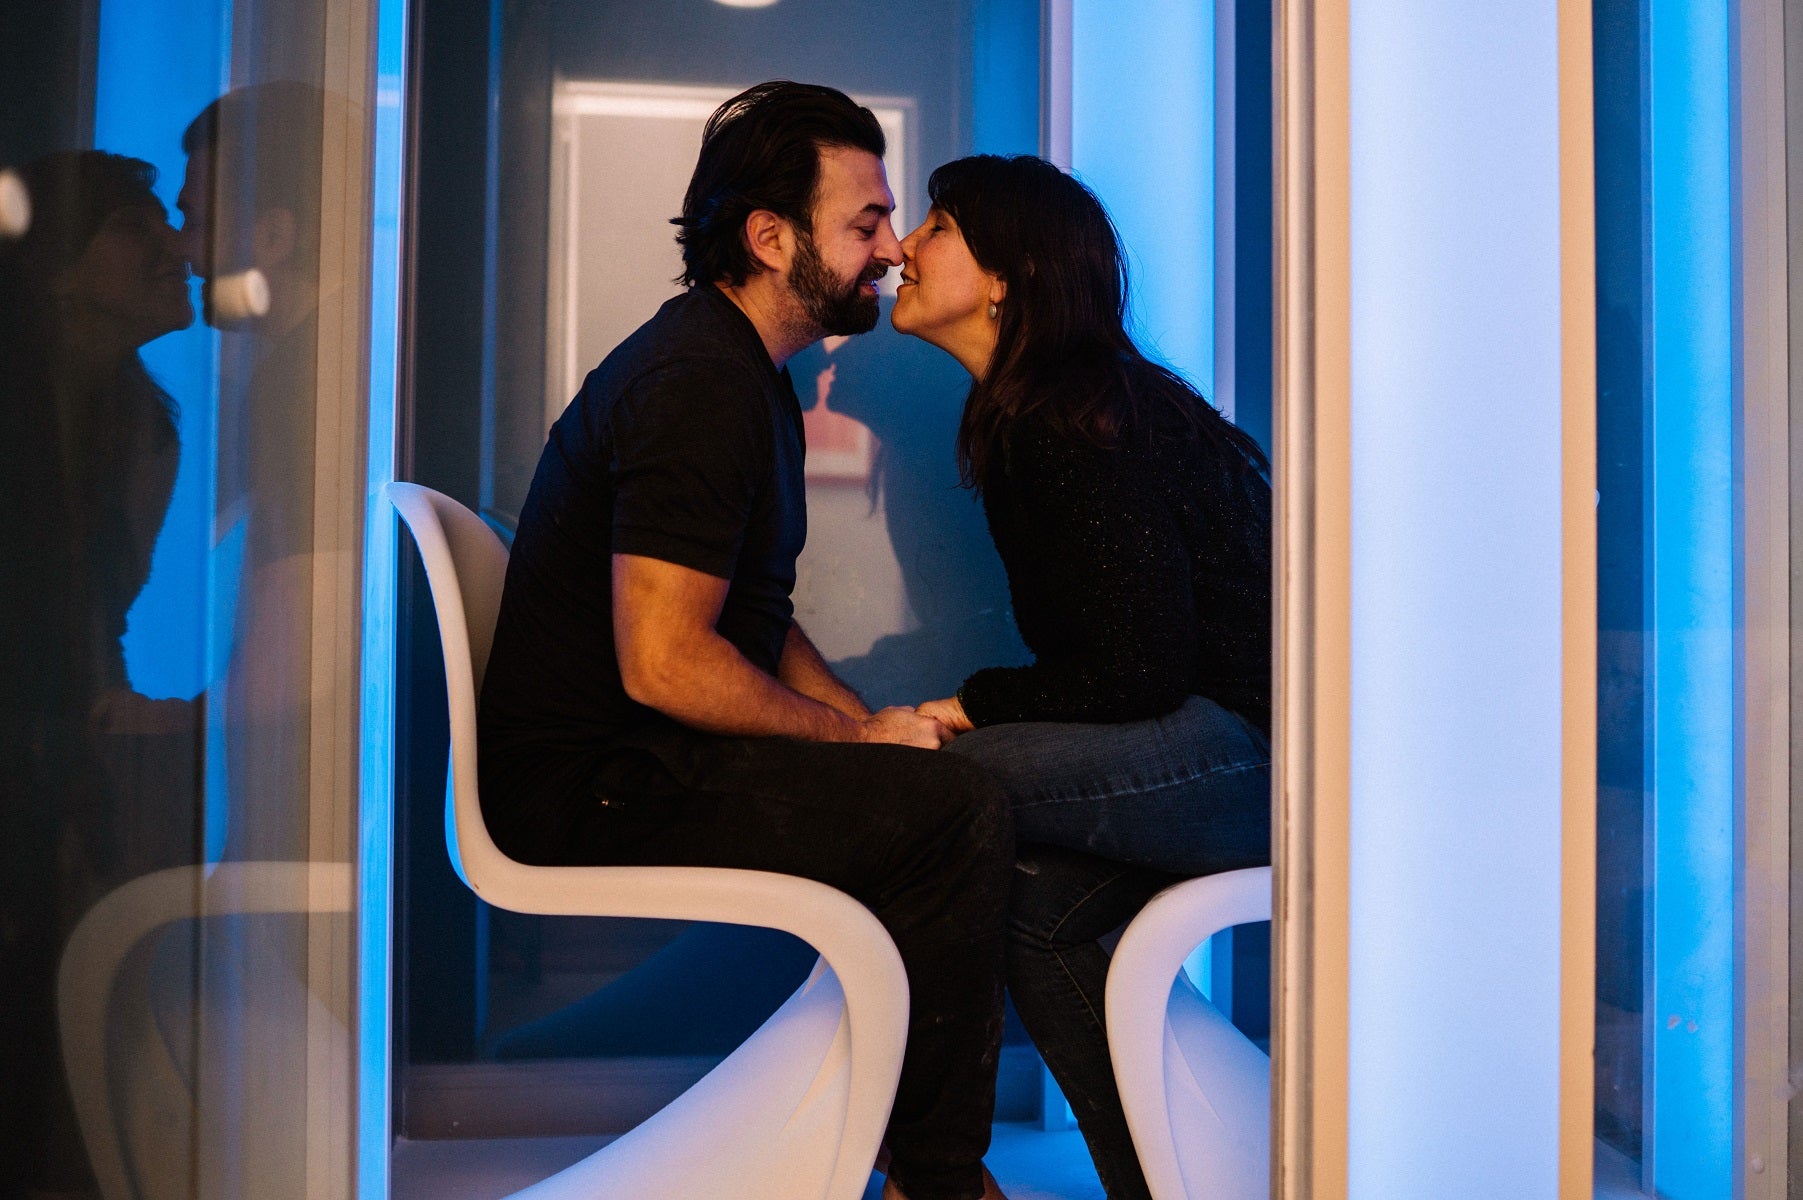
[
  {"x1": 624, "y1": 625, "x2": 865, "y2": 741},
  {"x1": 777, "y1": 623, "x2": 871, "y2": 719}
]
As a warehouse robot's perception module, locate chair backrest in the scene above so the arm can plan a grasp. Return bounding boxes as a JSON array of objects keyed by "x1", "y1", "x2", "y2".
[{"x1": 387, "y1": 482, "x2": 513, "y2": 894}]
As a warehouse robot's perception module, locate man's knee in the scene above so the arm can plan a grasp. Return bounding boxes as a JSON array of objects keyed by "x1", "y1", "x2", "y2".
[
  {"x1": 924, "y1": 751, "x2": 1012, "y2": 861},
  {"x1": 876, "y1": 750, "x2": 1012, "y2": 909}
]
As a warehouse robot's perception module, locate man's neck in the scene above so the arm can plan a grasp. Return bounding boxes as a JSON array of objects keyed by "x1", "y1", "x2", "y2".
[{"x1": 713, "y1": 277, "x2": 820, "y2": 370}]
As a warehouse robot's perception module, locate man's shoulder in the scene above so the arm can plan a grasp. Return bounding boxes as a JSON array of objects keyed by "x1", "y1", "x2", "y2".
[{"x1": 583, "y1": 291, "x2": 770, "y2": 405}]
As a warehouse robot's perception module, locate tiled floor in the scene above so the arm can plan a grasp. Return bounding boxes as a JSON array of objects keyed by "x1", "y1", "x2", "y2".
[{"x1": 391, "y1": 1120, "x2": 1105, "y2": 1200}]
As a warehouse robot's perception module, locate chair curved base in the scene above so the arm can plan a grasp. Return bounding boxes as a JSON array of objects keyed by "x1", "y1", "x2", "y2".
[
  {"x1": 511, "y1": 957, "x2": 863, "y2": 1200},
  {"x1": 1106, "y1": 866, "x2": 1272, "y2": 1200}
]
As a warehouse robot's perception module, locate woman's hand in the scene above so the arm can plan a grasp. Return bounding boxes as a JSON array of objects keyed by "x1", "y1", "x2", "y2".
[{"x1": 916, "y1": 695, "x2": 974, "y2": 737}]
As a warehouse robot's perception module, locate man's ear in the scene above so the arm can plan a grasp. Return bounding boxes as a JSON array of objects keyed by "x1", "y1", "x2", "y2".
[
  {"x1": 742, "y1": 209, "x2": 795, "y2": 275},
  {"x1": 251, "y1": 207, "x2": 298, "y2": 271}
]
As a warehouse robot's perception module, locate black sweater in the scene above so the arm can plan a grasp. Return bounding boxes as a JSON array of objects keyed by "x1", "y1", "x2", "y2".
[{"x1": 957, "y1": 375, "x2": 1272, "y2": 733}]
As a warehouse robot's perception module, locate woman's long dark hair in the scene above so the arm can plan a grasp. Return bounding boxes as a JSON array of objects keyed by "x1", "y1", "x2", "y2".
[{"x1": 927, "y1": 154, "x2": 1268, "y2": 489}]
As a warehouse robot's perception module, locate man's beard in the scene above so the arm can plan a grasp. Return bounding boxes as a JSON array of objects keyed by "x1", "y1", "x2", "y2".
[{"x1": 790, "y1": 229, "x2": 882, "y2": 336}]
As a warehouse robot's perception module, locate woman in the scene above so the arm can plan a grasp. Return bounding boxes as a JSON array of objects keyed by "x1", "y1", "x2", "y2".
[{"x1": 891, "y1": 155, "x2": 1271, "y2": 1200}]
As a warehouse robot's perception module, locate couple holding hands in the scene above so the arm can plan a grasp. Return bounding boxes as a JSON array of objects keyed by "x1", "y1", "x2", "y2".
[{"x1": 477, "y1": 81, "x2": 1271, "y2": 1200}]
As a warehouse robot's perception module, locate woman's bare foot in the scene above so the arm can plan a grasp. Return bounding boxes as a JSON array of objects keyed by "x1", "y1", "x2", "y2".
[{"x1": 880, "y1": 1165, "x2": 1009, "y2": 1200}]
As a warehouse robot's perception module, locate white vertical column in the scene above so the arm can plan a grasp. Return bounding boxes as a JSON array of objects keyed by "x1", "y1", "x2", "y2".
[{"x1": 1345, "y1": 3, "x2": 1571, "y2": 1196}]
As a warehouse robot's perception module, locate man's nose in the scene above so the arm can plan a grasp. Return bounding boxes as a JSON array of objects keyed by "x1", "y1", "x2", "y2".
[{"x1": 874, "y1": 220, "x2": 903, "y2": 265}]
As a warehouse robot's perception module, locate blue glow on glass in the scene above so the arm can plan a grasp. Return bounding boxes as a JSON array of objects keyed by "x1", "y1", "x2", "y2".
[
  {"x1": 1345, "y1": 2, "x2": 1564, "y2": 1193},
  {"x1": 359, "y1": 0, "x2": 409, "y2": 1193},
  {"x1": 1070, "y1": 0, "x2": 1213, "y2": 392},
  {"x1": 99, "y1": 0, "x2": 228, "y2": 702},
  {"x1": 1645, "y1": 0, "x2": 1734, "y2": 1192}
]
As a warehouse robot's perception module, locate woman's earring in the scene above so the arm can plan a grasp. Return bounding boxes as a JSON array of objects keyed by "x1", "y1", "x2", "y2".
[{"x1": 987, "y1": 302, "x2": 998, "y2": 320}]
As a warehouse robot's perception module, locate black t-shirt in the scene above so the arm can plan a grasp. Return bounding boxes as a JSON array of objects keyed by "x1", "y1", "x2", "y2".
[{"x1": 478, "y1": 286, "x2": 806, "y2": 825}]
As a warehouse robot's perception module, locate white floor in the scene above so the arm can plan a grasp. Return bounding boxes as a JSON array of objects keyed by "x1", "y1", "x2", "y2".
[
  {"x1": 391, "y1": 1120, "x2": 1105, "y2": 1200},
  {"x1": 393, "y1": 1124, "x2": 1657, "y2": 1200}
]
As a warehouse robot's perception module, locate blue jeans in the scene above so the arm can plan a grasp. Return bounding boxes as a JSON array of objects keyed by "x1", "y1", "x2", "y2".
[{"x1": 945, "y1": 694, "x2": 1270, "y2": 1200}]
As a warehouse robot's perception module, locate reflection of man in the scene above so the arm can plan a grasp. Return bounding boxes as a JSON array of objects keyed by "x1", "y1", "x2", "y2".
[
  {"x1": 176, "y1": 81, "x2": 323, "y2": 335},
  {"x1": 175, "y1": 82, "x2": 329, "y2": 863},
  {"x1": 177, "y1": 80, "x2": 327, "y2": 542},
  {"x1": 479, "y1": 82, "x2": 1011, "y2": 1200}
]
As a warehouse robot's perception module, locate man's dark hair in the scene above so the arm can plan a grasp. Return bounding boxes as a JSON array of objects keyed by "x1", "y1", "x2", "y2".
[
  {"x1": 673, "y1": 81, "x2": 885, "y2": 288},
  {"x1": 182, "y1": 80, "x2": 327, "y2": 240}
]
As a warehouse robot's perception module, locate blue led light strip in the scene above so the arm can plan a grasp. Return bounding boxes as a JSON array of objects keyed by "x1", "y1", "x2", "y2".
[
  {"x1": 1643, "y1": 0, "x2": 1734, "y2": 1192},
  {"x1": 358, "y1": 0, "x2": 410, "y2": 1193}
]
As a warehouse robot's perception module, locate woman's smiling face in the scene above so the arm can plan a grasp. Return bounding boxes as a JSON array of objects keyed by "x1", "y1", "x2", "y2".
[{"x1": 891, "y1": 206, "x2": 1002, "y2": 365}]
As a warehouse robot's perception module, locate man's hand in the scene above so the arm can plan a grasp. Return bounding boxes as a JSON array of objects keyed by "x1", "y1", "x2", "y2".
[
  {"x1": 858, "y1": 706, "x2": 952, "y2": 749},
  {"x1": 915, "y1": 696, "x2": 974, "y2": 737}
]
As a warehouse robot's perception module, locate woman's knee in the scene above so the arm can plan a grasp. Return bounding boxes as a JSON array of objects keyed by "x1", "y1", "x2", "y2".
[{"x1": 1005, "y1": 845, "x2": 1165, "y2": 952}]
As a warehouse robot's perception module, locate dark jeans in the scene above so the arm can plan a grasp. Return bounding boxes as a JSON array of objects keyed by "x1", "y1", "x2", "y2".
[
  {"x1": 493, "y1": 731, "x2": 1013, "y2": 1200},
  {"x1": 945, "y1": 695, "x2": 1271, "y2": 1200}
]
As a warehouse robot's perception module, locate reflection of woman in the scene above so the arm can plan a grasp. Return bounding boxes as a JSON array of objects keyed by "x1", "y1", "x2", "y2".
[
  {"x1": 1, "y1": 151, "x2": 193, "y2": 726},
  {"x1": 0, "y1": 149, "x2": 194, "y2": 1195},
  {"x1": 892, "y1": 155, "x2": 1271, "y2": 1200}
]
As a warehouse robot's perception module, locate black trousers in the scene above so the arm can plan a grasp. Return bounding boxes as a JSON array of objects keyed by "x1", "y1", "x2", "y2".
[{"x1": 492, "y1": 732, "x2": 1013, "y2": 1200}]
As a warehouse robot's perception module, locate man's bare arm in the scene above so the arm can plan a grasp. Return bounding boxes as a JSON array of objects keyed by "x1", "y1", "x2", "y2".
[
  {"x1": 777, "y1": 623, "x2": 871, "y2": 719},
  {"x1": 612, "y1": 553, "x2": 942, "y2": 746}
]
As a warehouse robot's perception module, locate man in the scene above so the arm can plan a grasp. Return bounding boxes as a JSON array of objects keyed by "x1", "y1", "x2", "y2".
[
  {"x1": 477, "y1": 82, "x2": 1012, "y2": 1200},
  {"x1": 176, "y1": 80, "x2": 326, "y2": 334},
  {"x1": 176, "y1": 82, "x2": 336, "y2": 866}
]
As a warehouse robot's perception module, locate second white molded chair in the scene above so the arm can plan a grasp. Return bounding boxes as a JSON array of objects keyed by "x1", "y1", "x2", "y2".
[
  {"x1": 388, "y1": 481, "x2": 909, "y2": 1200},
  {"x1": 58, "y1": 862, "x2": 354, "y2": 1200},
  {"x1": 1106, "y1": 865, "x2": 1273, "y2": 1200}
]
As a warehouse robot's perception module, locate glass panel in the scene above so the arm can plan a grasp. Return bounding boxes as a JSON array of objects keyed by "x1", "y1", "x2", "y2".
[
  {"x1": 1, "y1": 0, "x2": 382, "y2": 1193},
  {"x1": 1592, "y1": 0, "x2": 1647, "y2": 1168},
  {"x1": 394, "y1": 0, "x2": 1274, "y2": 1168},
  {"x1": 397, "y1": 0, "x2": 1046, "y2": 1120}
]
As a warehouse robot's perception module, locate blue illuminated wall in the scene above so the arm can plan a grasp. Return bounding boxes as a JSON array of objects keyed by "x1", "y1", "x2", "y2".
[
  {"x1": 99, "y1": 0, "x2": 229, "y2": 701},
  {"x1": 1071, "y1": 0, "x2": 1213, "y2": 394},
  {"x1": 971, "y1": 0, "x2": 1041, "y2": 157}
]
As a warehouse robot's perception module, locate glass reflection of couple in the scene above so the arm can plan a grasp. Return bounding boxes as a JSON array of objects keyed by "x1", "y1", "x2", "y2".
[
  {"x1": 1, "y1": 81, "x2": 330, "y2": 1199},
  {"x1": 480, "y1": 82, "x2": 1271, "y2": 1200}
]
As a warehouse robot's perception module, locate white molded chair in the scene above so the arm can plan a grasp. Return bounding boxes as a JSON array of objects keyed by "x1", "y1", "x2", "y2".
[
  {"x1": 387, "y1": 481, "x2": 909, "y2": 1200},
  {"x1": 58, "y1": 861, "x2": 354, "y2": 1200},
  {"x1": 1106, "y1": 866, "x2": 1272, "y2": 1200}
]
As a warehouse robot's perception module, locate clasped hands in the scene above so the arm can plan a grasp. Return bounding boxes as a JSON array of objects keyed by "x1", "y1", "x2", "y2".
[{"x1": 858, "y1": 694, "x2": 973, "y2": 750}]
